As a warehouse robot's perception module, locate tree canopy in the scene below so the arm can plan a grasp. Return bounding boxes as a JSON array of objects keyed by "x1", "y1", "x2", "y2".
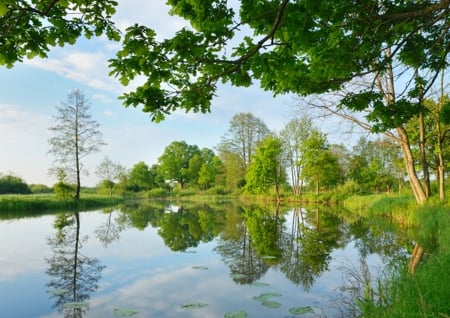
[
  {"x1": 0, "y1": 0, "x2": 119, "y2": 67},
  {"x1": 108, "y1": 0, "x2": 450, "y2": 121}
]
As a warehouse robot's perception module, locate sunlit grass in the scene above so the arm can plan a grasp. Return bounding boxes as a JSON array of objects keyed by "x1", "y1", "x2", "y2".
[{"x1": 0, "y1": 193, "x2": 122, "y2": 216}]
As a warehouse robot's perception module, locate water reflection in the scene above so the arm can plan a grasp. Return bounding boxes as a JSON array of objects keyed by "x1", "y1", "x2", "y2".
[
  {"x1": 23, "y1": 200, "x2": 412, "y2": 317},
  {"x1": 46, "y1": 211, "x2": 105, "y2": 317}
]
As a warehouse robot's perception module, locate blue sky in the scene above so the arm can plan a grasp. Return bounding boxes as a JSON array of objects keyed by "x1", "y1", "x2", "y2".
[{"x1": 0, "y1": 0, "x2": 300, "y2": 186}]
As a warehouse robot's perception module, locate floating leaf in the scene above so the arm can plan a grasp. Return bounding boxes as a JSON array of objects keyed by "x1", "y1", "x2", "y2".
[
  {"x1": 113, "y1": 308, "x2": 139, "y2": 317},
  {"x1": 250, "y1": 281, "x2": 270, "y2": 287},
  {"x1": 252, "y1": 292, "x2": 282, "y2": 302},
  {"x1": 62, "y1": 302, "x2": 89, "y2": 309},
  {"x1": 262, "y1": 300, "x2": 282, "y2": 309},
  {"x1": 289, "y1": 306, "x2": 314, "y2": 315},
  {"x1": 180, "y1": 303, "x2": 208, "y2": 309},
  {"x1": 192, "y1": 266, "x2": 208, "y2": 270},
  {"x1": 47, "y1": 288, "x2": 68, "y2": 295},
  {"x1": 224, "y1": 310, "x2": 248, "y2": 318}
]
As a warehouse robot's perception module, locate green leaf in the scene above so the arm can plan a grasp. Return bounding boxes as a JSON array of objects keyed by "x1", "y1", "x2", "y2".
[
  {"x1": 113, "y1": 308, "x2": 139, "y2": 317},
  {"x1": 261, "y1": 300, "x2": 282, "y2": 309},
  {"x1": 224, "y1": 310, "x2": 248, "y2": 318},
  {"x1": 0, "y1": 3, "x2": 9, "y2": 17},
  {"x1": 289, "y1": 306, "x2": 315, "y2": 315},
  {"x1": 192, "y1": 266, "x2": 208, "y2": 270},
  {"x1": 252, "y1": 292, "x2": 282, "y2": 302},
  {"x1": 180, "y1": 302, "x2": 208, "y2": 309}
]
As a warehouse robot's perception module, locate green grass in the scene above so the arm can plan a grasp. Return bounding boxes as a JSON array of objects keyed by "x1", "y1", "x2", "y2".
[
  {"x1": 341, "y1": 196, "x2": 450, "y2": 318},
  {"x1": 0, "y1": 193, "x2": 123, "y2": 218}
]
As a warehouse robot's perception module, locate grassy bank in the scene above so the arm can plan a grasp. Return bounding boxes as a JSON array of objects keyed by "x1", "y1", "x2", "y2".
[
  {"x1": 341, "y1": 193, "x2": 450, "y2": 317},
  {"x1": 0, "y1": 193, "x2": 123, "y2": 217}
]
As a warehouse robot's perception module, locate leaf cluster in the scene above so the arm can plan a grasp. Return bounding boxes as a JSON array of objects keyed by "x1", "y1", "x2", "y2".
[{"x1": 0, "y1": 0, "x2": 119, "y2": 67}]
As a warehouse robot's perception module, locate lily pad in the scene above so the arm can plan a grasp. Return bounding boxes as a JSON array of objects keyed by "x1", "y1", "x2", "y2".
[
  {"x1": 224, "y1": 310, "x2": 248, "y2": 318},
  {"x1": 250, "y1": 281, "x2": 270, "y2": 287},
  {"x1": 62, "y1": 302, "x2": 89, "y2": 309},
  {"x1": 113, "y1": 308, "x2": 139, "y2": 317},
  {"x1": 192, "y1": 266, "x2": 208, "y2": 270},
  {"x1": 262, "y1": 300, "x2": 282, "y2": 309},
  {"x1": 46, "y1": 288, "x2": 68, "y2": 295},
  {"x1": 252, "y1": 292, "x2": 282, "y2": 302},
  {"x1": 180, "y1": 302, "x2": 208, "y2": 310},
  {"x1": 289, "y1": 306, "x2": 314, "y2": 315}
]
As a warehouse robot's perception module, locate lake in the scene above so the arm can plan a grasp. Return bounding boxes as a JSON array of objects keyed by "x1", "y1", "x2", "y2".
[{"x1": 0, "y1": 201, "x2": 410, "y2": 317}]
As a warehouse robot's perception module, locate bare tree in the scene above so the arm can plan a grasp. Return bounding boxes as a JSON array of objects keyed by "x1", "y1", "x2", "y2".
[{"x1": 48, "y1": 89, "x2": 105, "y2": 199}]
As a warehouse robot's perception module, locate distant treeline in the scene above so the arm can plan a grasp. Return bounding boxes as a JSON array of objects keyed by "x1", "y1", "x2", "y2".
[{"x1": 0, "y1": 173, "x2": 52, "y2": 195}]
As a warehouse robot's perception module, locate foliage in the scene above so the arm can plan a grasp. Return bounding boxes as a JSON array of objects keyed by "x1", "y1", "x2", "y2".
[
  {"x1": 127, "y1": 161, "x2": 153, "y2": 192},
  {"x1": 0, "y1": 0, "x2": 120, "y2": 67},
  {"x1": 157, "y1": 141, "x2": 201, "y2": 189},
  {"x1": 29, "y1": 184, "x2": 53, "y2": 194},
  {"x1": 279, "y1": 115, "x2": 313, "y2": 196},
  {"x1": 244, "y1": 136, "x2": 286, "y2": 200},
  {"x1": 53, "y1": 182, "x2": 74, "y2": 199},
  {"x1": 109, "y1": 1, "x2": 448, "y2": 121},
  {"x1": 301, "y1": 130, "x2": 342, "y2": 194},
  {"x1": 0, "y1": 174, "x2": 31, "y2": 194},
  {"x1": 48, "y1": 89, "x2": 105, "y2": 199}
]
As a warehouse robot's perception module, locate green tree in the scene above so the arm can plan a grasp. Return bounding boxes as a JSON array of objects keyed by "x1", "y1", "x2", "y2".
[
  {"x1": 48, "y1": 89, "x2": 105, "y2": 199},
  {"x1": 279, "y1": 115, "x2": 313, "y2": 196},
  {"x1": 218, "y1": 113, "x2": 271, "y2": 171},
  {"x1": 109, "y1": 0, "x2": 448, "y2": 205},
  {"x1": 348, "y1": 137, "x2": 404, "y2": 193},
  {"x1": 158, "y1": 141, "x2": 200, "y2": 189},
  {"x1": 245, "y1": 136, "x2": 286, "y2": 201},
  {"x1": 0, "y1": 173, "x2": 31, "y2": 194},
  {"x1": 128, "y1": 161, "x2": 153, "y2": 192},
  {"x1": 301, "y1": 130, "x2": 341, "y2": 195},
  {"x1": 1, "y1": 0, "x2": 119, "y2": 67}
]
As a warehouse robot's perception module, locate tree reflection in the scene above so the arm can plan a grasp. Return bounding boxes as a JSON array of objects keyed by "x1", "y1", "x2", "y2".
[
  {"x1": 94, "y1": 208, "x2": 124, "y2": 247},
  {"x1": 158, "y1": 205, "x2": 222, "y2": 251},
  {"x1": 46, "y1": 212, "x2": 105, "y2": 318},
  {"x1": 215, "y1": 207, "x2": 269, "y2": 284}
]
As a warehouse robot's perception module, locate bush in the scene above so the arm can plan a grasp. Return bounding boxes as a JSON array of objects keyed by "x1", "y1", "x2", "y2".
[
  {"x1": 148, "y1": 188, "x2": 168, "y2": 198},
  {"x1": 206, "y1": 186, "x2": 228, "y2": 195},
  {"x1": 53, "y1": 182, "x2": 74, "y2": 199}
]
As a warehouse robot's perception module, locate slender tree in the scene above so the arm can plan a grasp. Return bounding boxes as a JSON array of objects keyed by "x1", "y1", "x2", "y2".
[
  {"x1": 95, "y1": 157, "x2": 125, "y2": 196},
  {"x1": 218, "y1": 112, "x2": 271, "y2": 171},
  {"x1": 48, "y1": 89, "x2": 105, "y2": 199},
  {"x1": 279, "y1": 115, "x2": 313, "y2": 196}
]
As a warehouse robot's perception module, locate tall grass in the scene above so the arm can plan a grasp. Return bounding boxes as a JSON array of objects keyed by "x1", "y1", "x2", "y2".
[
  {"x1": 0, "y1": 193, "x2": 122, "y2": 217},
  {"x1": 341, "y1": 200, "x2": 450, "y2": 318}
]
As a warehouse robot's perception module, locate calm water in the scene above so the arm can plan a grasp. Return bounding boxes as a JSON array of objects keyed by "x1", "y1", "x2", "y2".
[{"x1": 0, "y1": 202, "x2": 409, "y2": 318}]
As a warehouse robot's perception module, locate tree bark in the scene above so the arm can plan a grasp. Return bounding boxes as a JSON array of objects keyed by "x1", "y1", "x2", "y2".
[
  {"x1": 396, "y1": 127, "x2": 428, "y2": 205},
  {"x1": 408, "y1": 242, "x2": 424, "y2": 274}
]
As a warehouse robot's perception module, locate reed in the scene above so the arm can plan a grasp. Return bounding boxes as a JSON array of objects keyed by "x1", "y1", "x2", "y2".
[{"x1": 0, "y1": 194, "x2": 122, "y2": 217}]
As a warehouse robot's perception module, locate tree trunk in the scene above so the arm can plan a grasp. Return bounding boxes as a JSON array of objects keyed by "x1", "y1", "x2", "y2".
[
  {"x1": 396, "y1": 127, "x2": 428, "y2": 205},
  {"x1": 437, "y1": 137, "x2": 445, "y2": 201},
  {"x1": 418, "y1": 110, "x2": 431, "y2": 197},
  {"x1": 408, "y1": 242, "x2": 424, "y2": 274}
]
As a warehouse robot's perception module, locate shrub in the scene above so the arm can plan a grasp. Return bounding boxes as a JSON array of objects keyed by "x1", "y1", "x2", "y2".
[
  {"x1": 53, "y1": 182, "x2": 74, "y2": 199},
  {"x1": 148, "y1": 188, "x2": 167, "y2": 198}
]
